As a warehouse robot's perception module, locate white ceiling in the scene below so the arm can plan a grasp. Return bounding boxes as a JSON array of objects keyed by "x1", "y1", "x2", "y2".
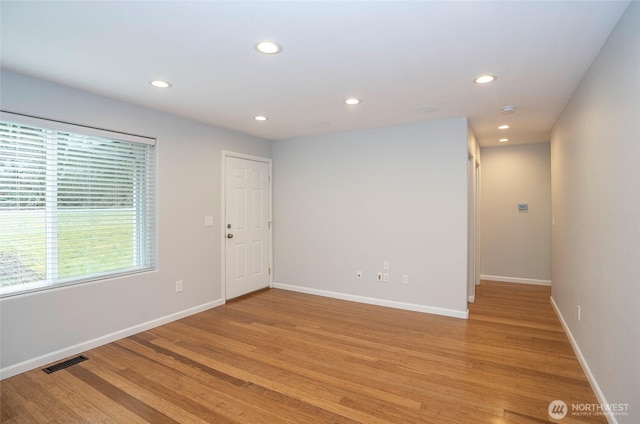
[{"x1": 0, "y1": 1, "x2": 630, "y2": 146}]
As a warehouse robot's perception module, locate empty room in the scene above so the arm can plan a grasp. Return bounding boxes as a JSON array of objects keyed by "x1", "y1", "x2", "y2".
[{"x1": 0, "y1": 1, "x2": 638, "y2": 423}]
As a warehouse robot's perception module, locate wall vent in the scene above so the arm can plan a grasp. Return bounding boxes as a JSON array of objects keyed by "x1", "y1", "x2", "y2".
[{"x1": 42, "y1": 355, "x2": 88, "y2": 374}]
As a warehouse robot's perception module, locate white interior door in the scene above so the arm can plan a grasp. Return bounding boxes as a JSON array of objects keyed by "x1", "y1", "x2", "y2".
[{"x1": 225, "y1": 156, "x2": 271, "y2": 299}]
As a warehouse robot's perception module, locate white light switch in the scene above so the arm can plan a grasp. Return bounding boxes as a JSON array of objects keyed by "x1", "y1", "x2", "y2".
[{"x1": 204, "y1": 216, "x2": 214, "y2": 227}]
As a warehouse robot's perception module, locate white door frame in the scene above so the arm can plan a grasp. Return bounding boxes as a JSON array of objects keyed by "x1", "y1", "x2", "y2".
[
  {"x1": 475, "y1": 159, "x2": 481, "y2": 287},
  {"x1": 468, "y1": 153, "x2": 481, "y2": 303},
  {"x1": 467, "y1": 154, "x2": 476, "y2": 303},
  {"x1": 221, "y1": 151, "x2": 273, "y2": 301}
]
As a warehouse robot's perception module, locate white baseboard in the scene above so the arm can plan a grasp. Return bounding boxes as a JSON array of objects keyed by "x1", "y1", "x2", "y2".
[
  {"x1": 468, "y1": 295, "x2": 475, "y2": 303},
  {"x1": 481, "y1": 274, "x2": 551, "y2": 286},
  {"x1": 550, "y1": 296, "x2": 617, "y2": 424},
  {"x1": 273, "y1": 282, "x2": 468, "y2": 319},
  {"x1": 0, "y1": 299, "x2": 225, "y2": 380}
]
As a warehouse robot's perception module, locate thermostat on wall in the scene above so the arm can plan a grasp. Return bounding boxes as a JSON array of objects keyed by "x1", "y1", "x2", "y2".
[{"x1": 518, "y1": 203, "x2": 528, "y2": 212}]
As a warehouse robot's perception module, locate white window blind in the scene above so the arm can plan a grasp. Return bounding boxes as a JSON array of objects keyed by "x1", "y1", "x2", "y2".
[{"x1": 0, "y1": 112, "x2": 156, "y2": 296}]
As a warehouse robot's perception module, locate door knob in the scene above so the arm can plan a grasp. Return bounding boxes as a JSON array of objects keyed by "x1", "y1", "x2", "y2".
[{"x1": 227, "y1": 234, "x2": 233, "y2": 239}]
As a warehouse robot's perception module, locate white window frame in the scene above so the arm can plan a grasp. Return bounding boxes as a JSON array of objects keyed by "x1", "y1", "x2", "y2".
[{"x1": 0, "y1": 111, "x2": 156, "y2": 297}]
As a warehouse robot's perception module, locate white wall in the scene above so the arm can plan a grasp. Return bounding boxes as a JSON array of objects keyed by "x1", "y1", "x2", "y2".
[
  {"x1": 272, "y1": 118, "x2": 469, "y2": 317},
  {"x1": 0, "y1": 70, "x2": 271, "y2": 378},
  {"x1": 480, "y1": 143, "x2": 551, "y2": 284},
  {"x1": 550, "y1": 2, "x2": 639, "y2": 422}
]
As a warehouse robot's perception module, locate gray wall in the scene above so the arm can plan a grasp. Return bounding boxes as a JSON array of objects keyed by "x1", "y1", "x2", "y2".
[
  {"x1": 480, "y1": 143, "x2": 551, "y2": 283},
  {"x1": 551, "y1": 2, "x2": 639, "y2": 422},
  {"x1": 0, "y1": 70, "x2": 272, "y2": 377},
  {"x1": 272, "y1": 118, "x2": 469, "y2": 316}
]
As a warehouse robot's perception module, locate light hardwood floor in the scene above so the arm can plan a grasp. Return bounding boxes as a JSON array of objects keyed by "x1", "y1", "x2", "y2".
[{"x1": 1, "y1": 281, "x2": 605, "y2": 423}]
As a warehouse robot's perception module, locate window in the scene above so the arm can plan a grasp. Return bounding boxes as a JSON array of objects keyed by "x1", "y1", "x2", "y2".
[{"x1": 0, "y1": 112, "x2": 156, "y2": 296}]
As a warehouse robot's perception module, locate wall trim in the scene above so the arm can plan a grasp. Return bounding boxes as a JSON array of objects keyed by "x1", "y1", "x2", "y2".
[
  {"x1": 481, "y1": 274, "x2": 551, "y2": 286},
  {"x1": 0, "y1": 299, "x2": 225, "y2": 380},
  {"x1": 550, "y1": 296, "x2": 617, "y2": 424},
  {"x1": 273, "y1": 282, "x2": 468, "y2": 320},
  {"x1": 468, "y1": 295, "x2": 475, "y2": 303}
]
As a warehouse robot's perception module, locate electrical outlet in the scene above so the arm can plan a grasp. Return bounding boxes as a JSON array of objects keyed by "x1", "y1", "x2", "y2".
[
  {"x1": 402, "y1": 274, "x2": 409, "y2": 284},
  {"x1": 176, "y1": 280, "x2": 183, "y2": 293},
  {"x1": 384, "y1": 260, "x2": 389, "y2": 270},
  {"x1": 376, "y1": 272, "x2": 383, "y2": 281},
  {"x1": 383, "y1": 272, "x2": 389, "y2": 282},
  {"x1": 356, "y1": 270, "x2": 362, "y2": 280}
]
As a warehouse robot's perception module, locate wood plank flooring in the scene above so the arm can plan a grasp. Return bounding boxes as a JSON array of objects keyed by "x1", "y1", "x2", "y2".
[{"x1": 1, "y1": 281, "x2": 605, "y2": 423}]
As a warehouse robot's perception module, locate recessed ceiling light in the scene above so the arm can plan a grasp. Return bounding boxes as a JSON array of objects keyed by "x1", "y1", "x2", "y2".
[
  {"x1": 254, "y1": 41, "x2": 282, "y2": 55},
  {"x1": 498, "y1": 138, "x2": 509, "y2": 143},
  {"x1": 473, "y1": 75, "x2": 497, "y2": 84},
  {"x1": 150, "y1": 80, "x2": 171, "y2": 88},
  {"x1": 344, "y1": 98, "x2": 360, "y2": 105},
  {"x1": 502, "y1": 105, "x2": 517, "y2": 114},
  {"x1": 498, "y1": 125, "x2": 510, "y2": 130},
  {"x1": 254, "y1": 115, "x2": 268, "y2": 121}
]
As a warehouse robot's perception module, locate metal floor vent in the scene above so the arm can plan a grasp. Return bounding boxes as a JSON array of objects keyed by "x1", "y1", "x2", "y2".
[{"x1": 42, "y1": 355, "x2": 88, "y2": 374}]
